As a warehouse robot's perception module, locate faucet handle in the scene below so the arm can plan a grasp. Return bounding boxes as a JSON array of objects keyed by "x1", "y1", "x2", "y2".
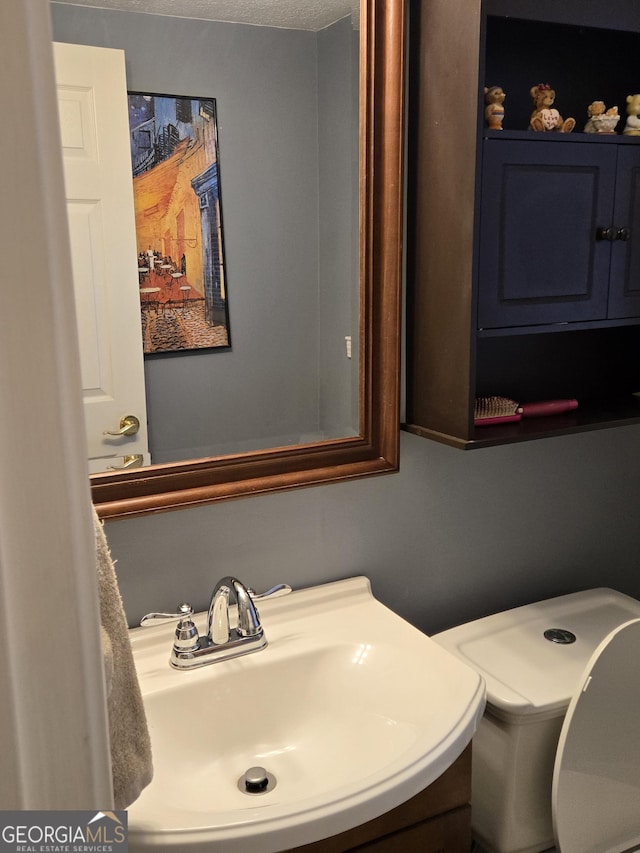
[
  {"x1": 140, "y1": 603, "x2": 200, "y2": 654},
  {"x1": 247, "y1": 584, "x2": 292, "y2": 600},
  {"x1": 140, "y1": 602, "x2": 195, "y2": 626}
]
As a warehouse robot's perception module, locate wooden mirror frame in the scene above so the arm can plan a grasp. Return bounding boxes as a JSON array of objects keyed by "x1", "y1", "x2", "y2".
[{"x1": 91, "y1": 0, "x2": 405, "y2": 520}]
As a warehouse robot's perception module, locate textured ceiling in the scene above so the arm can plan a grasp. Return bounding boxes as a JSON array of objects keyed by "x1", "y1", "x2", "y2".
[{"x1": 50, "y1": 0, "x2": 359, "y2": 30}]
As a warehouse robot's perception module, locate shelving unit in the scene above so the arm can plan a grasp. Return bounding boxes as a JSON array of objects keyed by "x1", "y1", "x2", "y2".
[{"x1": 404, "y1": 0, "x2": 640, "y2": 448}]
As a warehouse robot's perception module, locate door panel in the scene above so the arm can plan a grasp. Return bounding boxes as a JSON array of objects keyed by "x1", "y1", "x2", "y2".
[
  {"x1": 54, "y1": 42, "x2": 149, "y2": 471},
  {"x1": 608, "y1": 145, "x2": 640, "y2": 319},
  {"x1": 478, "y1": 140, "x2": 616, "y2": 329}
]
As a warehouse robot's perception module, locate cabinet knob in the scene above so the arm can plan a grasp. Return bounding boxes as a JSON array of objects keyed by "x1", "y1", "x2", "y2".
[
  {"x1": 596, "y1": 226, "x2": 630, "y2": 241},
  {"x1": 596, "y1": 226, "x2": 615, "y2": 241}
]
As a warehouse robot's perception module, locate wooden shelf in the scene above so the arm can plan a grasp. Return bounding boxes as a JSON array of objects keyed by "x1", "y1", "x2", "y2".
[
  {"x1": 404, "y1": 0, "x2": 640, "y2": 449},
  {"x1": 404, "y1": 396, "x2": 640, "y2": 450}
]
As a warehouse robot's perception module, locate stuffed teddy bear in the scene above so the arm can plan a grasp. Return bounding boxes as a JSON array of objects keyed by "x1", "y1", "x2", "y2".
[
  {"x1": 484, "y1": 86, "x2": 506, "y2": 130},
  {"x1": 528, "y1": 84, "x2": 575, "y2": 133},
  {"x1": 623, "y1": 94, "x2": 640, "y2": 136}
]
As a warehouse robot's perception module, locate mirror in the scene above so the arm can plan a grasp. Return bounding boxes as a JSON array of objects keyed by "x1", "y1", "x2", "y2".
[{"x1": 56, "y1": 0, "x2": 404, "y2": 519}]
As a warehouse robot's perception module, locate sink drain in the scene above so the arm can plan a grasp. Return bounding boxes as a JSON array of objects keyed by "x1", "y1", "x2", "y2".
[{"x1": 238, "y1": 766, "x2": 277, "y2": 795}]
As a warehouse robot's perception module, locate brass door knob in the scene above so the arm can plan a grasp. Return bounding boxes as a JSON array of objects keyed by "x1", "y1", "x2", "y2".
[
  {"x1": 103, "y1": 415, "x2": 140, "y2": 437},
  {"x1": 107, "y1": 454, "x2": 144, "y2": 470}
]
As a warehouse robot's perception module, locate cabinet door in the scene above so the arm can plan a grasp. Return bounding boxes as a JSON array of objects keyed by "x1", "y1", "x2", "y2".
[
  {"x1": 608, "y1": 145, "x2": 640, "y2": 319},
  {"x1": 478, "y1": 140, "x2": 616, "y2": 329}
]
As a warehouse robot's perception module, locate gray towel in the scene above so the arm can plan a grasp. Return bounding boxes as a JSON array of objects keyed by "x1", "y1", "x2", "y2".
[{"x1": 93, "y1": 505, "x2": 153, "y2": 809}]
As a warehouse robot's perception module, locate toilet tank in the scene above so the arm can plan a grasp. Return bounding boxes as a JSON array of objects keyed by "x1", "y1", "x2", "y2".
[{"x1": 432, "y1": 588, "x2": 640, "y2": 853}]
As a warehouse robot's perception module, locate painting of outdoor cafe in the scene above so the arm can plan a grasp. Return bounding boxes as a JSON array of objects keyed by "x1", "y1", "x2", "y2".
[{"x1": 128, "y1": 92, "x2": 230, "y2": 354}]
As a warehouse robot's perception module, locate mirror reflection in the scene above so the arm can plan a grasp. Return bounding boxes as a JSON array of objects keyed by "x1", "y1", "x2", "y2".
[{"x1": 50, "y1": 0, "x2": 361, "y2": 470}]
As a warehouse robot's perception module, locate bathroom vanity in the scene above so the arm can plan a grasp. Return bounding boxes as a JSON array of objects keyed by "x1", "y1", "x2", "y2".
[
  {"x1": 291, "y1": 746, "x2": 471, "y2": 852},
  {"x1": 128, "y1": 578, "x2": 483, "y2": 852}
]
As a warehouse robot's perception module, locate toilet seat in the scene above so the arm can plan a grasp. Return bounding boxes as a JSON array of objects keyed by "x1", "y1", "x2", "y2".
[{"x1": 552, "y1": 618, "x2": 640, "y2": 853}]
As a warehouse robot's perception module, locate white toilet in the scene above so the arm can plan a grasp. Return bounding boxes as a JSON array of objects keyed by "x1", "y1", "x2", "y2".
[{"x1": 433, "y1": 588, "x2": 640, "y2": 853}]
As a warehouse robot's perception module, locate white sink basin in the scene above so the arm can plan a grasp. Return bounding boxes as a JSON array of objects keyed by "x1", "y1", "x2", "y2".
[{"x1": 127, "y1": 577, "x2": 485, "y2": 852}]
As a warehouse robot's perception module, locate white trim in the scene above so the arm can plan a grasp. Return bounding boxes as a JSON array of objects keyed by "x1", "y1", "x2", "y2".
[{"x1": 0, "y1": 0, "x2": 112, "y2": 808}]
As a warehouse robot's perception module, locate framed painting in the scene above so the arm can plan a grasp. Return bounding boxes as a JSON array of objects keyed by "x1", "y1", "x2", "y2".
[{"x1": 127, "y1": 92, "x2": 231, "y2": 354}]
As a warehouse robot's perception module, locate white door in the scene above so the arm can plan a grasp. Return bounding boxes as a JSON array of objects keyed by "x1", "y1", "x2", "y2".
[{"x1": 54, "y1": 41, "x2": 149, "y2": 473}]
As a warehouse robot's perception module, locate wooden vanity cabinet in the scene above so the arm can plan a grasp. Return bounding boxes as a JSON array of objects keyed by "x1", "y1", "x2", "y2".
[
  {"x1": 290, "y1": 745, "x2": 471, "y2": 852},
  {"x1": 404, "y1": 0, "x2": 640, "y2": 449}
]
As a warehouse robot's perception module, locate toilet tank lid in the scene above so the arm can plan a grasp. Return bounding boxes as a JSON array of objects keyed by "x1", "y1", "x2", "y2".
[{"x1": 432, "y1": 589, "x2": 640, "y2": 720}]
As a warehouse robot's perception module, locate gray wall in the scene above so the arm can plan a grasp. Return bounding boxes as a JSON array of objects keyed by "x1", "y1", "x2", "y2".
[
  {"x1": 104, "y1": 426, "x2": 640, "y2": 633},
  {"x1": 51, "y1": 3, "x2": 358, "y2": 460}
]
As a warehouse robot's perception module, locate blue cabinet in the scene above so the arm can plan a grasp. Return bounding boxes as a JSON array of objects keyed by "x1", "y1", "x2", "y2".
[{"x1": 478, "y1": 137, "x2": 640, "y2": 330}]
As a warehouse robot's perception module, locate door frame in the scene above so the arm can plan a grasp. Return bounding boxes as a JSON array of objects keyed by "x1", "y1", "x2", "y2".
[{"x1": 0, "y1": 0, "x2": 112, "y2": 808}]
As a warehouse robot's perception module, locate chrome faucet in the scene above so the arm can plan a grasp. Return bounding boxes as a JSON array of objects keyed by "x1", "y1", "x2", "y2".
[{"x1": 141, "y1": 576, "x2": 291, "y2": 670}]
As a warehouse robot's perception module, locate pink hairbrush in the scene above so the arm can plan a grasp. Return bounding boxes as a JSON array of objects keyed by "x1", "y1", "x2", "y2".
[{"x1": 474, "y1": 396, "x2": 578, "y2": 426}]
